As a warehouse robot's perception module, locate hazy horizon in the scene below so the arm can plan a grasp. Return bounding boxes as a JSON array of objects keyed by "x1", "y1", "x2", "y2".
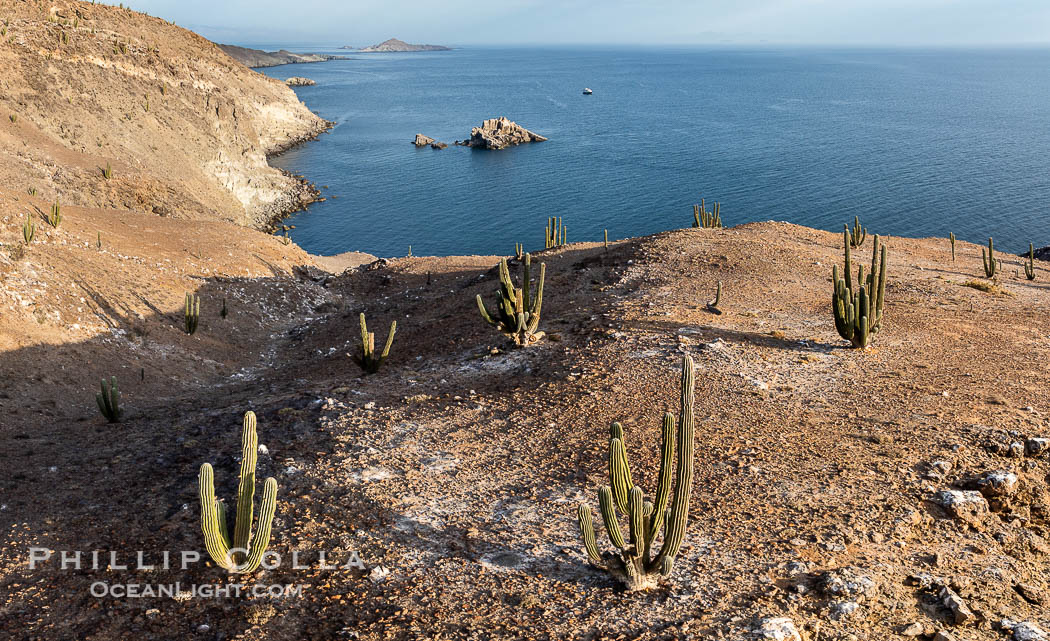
[{"x1": 130, "y1": 1, "x2": 1050, "y2": 48}]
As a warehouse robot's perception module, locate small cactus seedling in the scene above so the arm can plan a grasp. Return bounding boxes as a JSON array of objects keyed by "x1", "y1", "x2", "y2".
[
  {"x1": 706, "y1": 281, "x2": 723, "y2": 315},
  {"x1": 22, "y1": 214, "x2": 34, "y2": 245},
  {"x1": 577, "y1": 355, "x2": 696, "y2": 591},
  {"x1": 28, "y1": 187, "x2": 36, "y2": 196},
  {"x1": 692, "y1": 198, "x2": 722, "y2": 229},
  {"x1": 185, "y1": 293, "x2": 200, "y2": 335},
  {"x1": 352, "y1": 313, "x2": 396, "y2": 374},
  {"x1": 96, "y1": 376, "x2": 122, "y2": 423},
  {"x1": 949, "y1": 232, "x2": 956, "y2": 262},
  {"x1": 545, "y1": 217, "x2": 566, "y2": 249},
  {"x1": 981, "y1": 237, "x2": 997, "y2": 278},
  {"x1": 48, "y1": 200, "x2": 61, "y2": 228},
  {"x1": 847, "y1": 215, "x2": 866, "y2": 247},
  {"x1": 97, "y1": 231, "x2": 101, "y2": 249},
  {"x1": 1025, "y1": 243, "x2": 1036, "y2": 281},
  {"x1": 9, "y1": 114, "x2": 16, "y2": 123},
  {"x1": 101, "y1": 162, "x2": 112, "y2": 180},
  {"x1": 604, "y1": 229, "x2": 609, "y2": 252},
  {"x1": 220, "y1": 297, "x2": 228, "y2": 319},
  {"x1": 476, "y1": 253, "x2": 546, "y2": 346},
  {"x1": 832, "y1": 229, "x2": 887, "y2": 348},
  {"x1": 198, "y1": 411, "x2": 278, "y2": 573}
]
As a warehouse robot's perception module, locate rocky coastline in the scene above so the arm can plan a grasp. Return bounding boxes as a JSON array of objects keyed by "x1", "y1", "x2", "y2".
[{"x1": 218, "y1": 43, "x2": 349, "y2": 68}]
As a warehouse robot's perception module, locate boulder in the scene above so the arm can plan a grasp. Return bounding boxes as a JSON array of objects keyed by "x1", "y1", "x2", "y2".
[
  {"x1": 750, "y1": 617, "x2": 801, "y2": 641},
  {"x1": 413, "y1": 134, "x2": 435, "y2": 147},
  {"x1": 467, "y1": 117, "x2": 547, "y2": 150},
  {"x1": 430, "y1": 141, "x2": 448, "y2": 150},
  {"x1": 931, "y1": 490, "x2": 989, "y2": 528},
  {"x1": 284, "y1": 77, "x2": 316, "y2": 86}
]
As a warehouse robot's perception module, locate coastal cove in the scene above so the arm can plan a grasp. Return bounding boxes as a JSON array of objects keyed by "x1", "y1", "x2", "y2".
[{"x1": 260, "y1": 46, "x2": 1050, "y2": 258}]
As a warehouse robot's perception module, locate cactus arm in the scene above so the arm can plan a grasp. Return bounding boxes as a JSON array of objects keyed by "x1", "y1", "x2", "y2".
[
  {"x1": 476, "y1": 294, "x2": 498, "y2": 327},
  {"x1": 598, "y1": 486, "x2": 626, "y2": 549},
  {"x1": 645, "y1": 412, "x2": 676, "y2": 550},
  {"x1": 577, "y1": 504, "x2": 603, "y2": 564},
  {"x1": 199, "y1": 463, "x2": 234, "y2": 570},
  {"x1": 379, "y1": 321, "x2": 397, "y2": 360},
  {"x1": 655, "y1": 356, "x2": 695, "y2": 568},
  {"x1": 525, "y1": 263, "x2": 545, "y2": 335},
  {"x1": 522, "y1": 255, "x2": 531, "y2": 311},
  {"x1": 238, "y1": 477, "x2": 277, "y2": 573},
  {"x1": 233, "y1": 412, "x2": 258, "y2": 559},
  {"x1": 627, "y1": 486, "x2": 646, "y2": 559},
  {"x1": 608, "y1": 431, "x2": 633, "y2": 514}
]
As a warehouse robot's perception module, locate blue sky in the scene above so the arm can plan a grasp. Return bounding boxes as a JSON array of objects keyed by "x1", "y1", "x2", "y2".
[{"x1": 131, "y1": 0, "x2": 1050, "y2": 47}]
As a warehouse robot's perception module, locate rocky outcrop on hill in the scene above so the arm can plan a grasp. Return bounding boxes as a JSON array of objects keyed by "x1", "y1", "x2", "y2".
[
  {"x1": 285, "y1": 77, "x2": 316, "y2": 86},
  {"x1": 358, "y1": 38, "x2": 451, "y2": 52},
  {"x1": 0, "y1": 1, "x2": 330, "y2": 229},
  {"x1": 464, "y1": 117, "x2": 548, "y2": 150},
  {"x1": 218, "y1": 44, "x2": 348, "y2": 68}
]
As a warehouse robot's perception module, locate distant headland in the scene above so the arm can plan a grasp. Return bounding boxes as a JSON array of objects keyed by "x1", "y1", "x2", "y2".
[
  {"x1": 217, "y1": 44, "x2": 349, "y2": 68},
  {"x1": 351, "y1": 38, "x2": 452, "y2": 53}
]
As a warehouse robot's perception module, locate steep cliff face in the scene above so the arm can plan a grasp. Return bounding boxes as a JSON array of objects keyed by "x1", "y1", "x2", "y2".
[{"x1": 0, "y1": 0, "x2": 328, "y2": 228}]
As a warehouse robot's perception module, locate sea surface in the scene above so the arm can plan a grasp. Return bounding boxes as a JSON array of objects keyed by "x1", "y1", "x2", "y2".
[{"x1": 257, "y1": 46, "x2": 1050, "y2": 258}]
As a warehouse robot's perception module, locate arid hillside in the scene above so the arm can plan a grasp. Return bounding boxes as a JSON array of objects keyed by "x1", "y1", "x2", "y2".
[{"x1": 0, "y1": 0, "x2": 328, "y2": 228}]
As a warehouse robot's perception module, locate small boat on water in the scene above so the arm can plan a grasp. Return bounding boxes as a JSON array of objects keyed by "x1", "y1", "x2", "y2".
[{"x1": 582, "y1": 88, "x2": 593, "y2": 95}]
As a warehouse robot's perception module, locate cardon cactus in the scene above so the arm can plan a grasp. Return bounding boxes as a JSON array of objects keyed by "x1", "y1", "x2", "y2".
[
  {"x1": 96, "y1": 376, "x2": 122, "y2": 423},
  {"x1": 185, "y1": 293, "x2": 200, "y2": 335},
  {"x1": 981, "y1": 237, "x2": 997, "y2": 278},
  {"x1": 693, "y1": 198, "x2": 722, "y2": 229},
  {"x1": 577, "y1": 355, "x2": 696, "y2": 591},
  {"x1": 847, "y1": 215, "x2": 866, "y2": 247},
  {"x1": 1025, "y1": 243, "x2": 1036, "y2": 281},
  {"x1": 476, "y1": 253, "x2": 546, "y2": 346},
  {"x1": 545, "y1": 217, "x2": 566, "y2": 248},
  {"x1": 832, "y1": 228, "x2": 887, "y2": 348},
  {"x1": 949, "y1": 232, "x2": 956, "y2": 262},
  {"x1": 352, "y1": 313, "x2": 396, "y2": 374},
  {"x1": 198, "y1": 411, "x2": 278, "y2": 573}
]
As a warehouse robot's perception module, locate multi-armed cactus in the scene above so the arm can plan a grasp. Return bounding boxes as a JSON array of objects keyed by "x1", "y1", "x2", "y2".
[
  {"x1": 514, "y1": 243, "x2": 524, "y2": 261},
  {"x1": 847, "y1": 215, "x2": 866, "y2": 247},
  {"x1": 48, "y1": 200, "x2": 61, "y2": 228},
  {"x1": 352, "y1": 313, "x2": 396, "y2": 374},
  {"x1": 198, "y1": 411, "x2": 278, "y2": 573},
  {"x1": 185, "y1": 293, "x2": 200, "y2": 335},
  {"x1": 96, "y1": 376, "x2": 122, "y2": 423},
  {"x1": 577, "y1": 355, "x2": 696, "y2": 591},
  {"x1": 476, "y1": 253, "x2": 546, "y2": 346},
  {"x1": 832, "y1": 229, "x2": 887, "y2": 349},
  {"x1": 949, "y1": 232, "x2": 956, "y2": 262},
  {"x1": 545, "y1": 217, "x2": 566, "y2": 249},
  {"x1": 22, "y1": 214, "x2": 34, "y2": 245},
  {"x1": 692, "y1": 198, "x2": 722, "y2": 229},
  {"x1": 981, "y1": 237, "x2": 997, "y2": 278}
]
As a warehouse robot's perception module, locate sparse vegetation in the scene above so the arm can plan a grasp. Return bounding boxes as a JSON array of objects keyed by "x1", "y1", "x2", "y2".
[
  {"x1": 706, "y1": 281, "x2": 723, "y2": 314},
  {"x1": 352, "y1": 313, "x2": 396, "y2": 374},
  {"x1": 198, "y1": 411, "x2": 278, "y2": 573},
  {"x1": 981, "y1": 237, "x2": 997, "y2": 278},
  {"x1": 185, "y1": 293, "x2": 200, "y2": 334},
  {"x1": 514, "y1": 242, "x2": 523, "y2": 261},
  {"x1": 847, "y1": 215, "x2": 866, "y2": 247},
  {"x1": 1025, "y1": 243, "x2": 1036, "y2": 280},
  {"x1": 476, "y1": 253, "x2": 546, "y2": 346},
  {"x1": 545, "y1": 216, "x2": 566, "y2": 248},
  {"x1": 692, "y1": 198, "x2": 722, "y2": 229},
  {"x1": 832, "y1": 229, "x2": 887, "y2": 348},
  {"x1": 27, "y1": 187, "x2": 36, "y2": 196},
  {"x1": 96, "y1": 377, "x2": 122, "y2": 423},
  {"x1": 9, "y1": 114, "x2": 16, "y2": 123},
  {"x1": 22, "y1": 213, "x2": 34, "y2": 245},
  {"x1": 577, "y1": 355, "x2": 696, "y2": 591},
  {"x1": 48, "y1": 200, "x2": 61, "y2": 228},
  {"x1": 220, "y1": 297, "x2": 228, "y2": 319},
  {"x1": 102, "y1": 162, "x2": 112, "y2": 179},
  {"x1": 949, "y1": 232, "x2": 956, "y2": 261}
]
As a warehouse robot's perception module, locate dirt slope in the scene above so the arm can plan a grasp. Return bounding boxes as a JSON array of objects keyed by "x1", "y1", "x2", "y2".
[{"x1": 3, "y1": 220, "x2": 1050, "y2": 641}]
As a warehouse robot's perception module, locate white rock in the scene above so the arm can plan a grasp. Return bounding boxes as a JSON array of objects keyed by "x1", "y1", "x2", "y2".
[
  {"x1": 931, "y1": 490, "x2": 988, "y2": 527},
  {"x1": 975, "y1": 470, "x2": 1019, "y2": 497},
  {"x1": 750, "y1": 617, "x2": 801, "y2": 641}
]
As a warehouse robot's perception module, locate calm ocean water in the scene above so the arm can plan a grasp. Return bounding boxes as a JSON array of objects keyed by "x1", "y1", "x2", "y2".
[{"x1": 258, "y1": 47, "x2": 1050, "y2": 258}]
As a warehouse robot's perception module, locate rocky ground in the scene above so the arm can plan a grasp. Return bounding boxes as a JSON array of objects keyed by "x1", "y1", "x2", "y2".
[{"x1": 2, "y1": 3, "x2": 1050, "y2": 640}]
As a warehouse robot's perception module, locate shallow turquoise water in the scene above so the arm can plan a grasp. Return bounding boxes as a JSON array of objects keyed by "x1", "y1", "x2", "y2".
[{"x1": 258, "y1": 46, "x2": 1050, "y2": 257}]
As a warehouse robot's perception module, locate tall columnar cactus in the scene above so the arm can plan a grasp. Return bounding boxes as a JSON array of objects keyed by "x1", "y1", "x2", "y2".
[
  {"x1": 981, "y1": 237, "x2": 997, "y2": 278},
  {"x1": 96, "y1": 376, "x2": 122, "y2": 423},
  {"x1": 352, "y1": 313, "x2": 396, "y2": 374},
  {"x1": 847, "y1": 215, "x2": 866, "y2": 247},
  {"x1": 48, "y1": 200, "x2": 61, "y2": 228},
  {"x1": 1025, "y1": 243, "x2": 1036, "y2": 280},
  {"x1": 949, "y1": 232, "x2": 956, "y2": 262},
  {"x1": 832, "y1": 229, "x2": 887, "y2": 349},
  {"x1": 706, "y1": 281, "x2": 723, "y2": 315},
  {"x1": 476, "y1": 253, "x2": 546, "y2": 346},
  {"x1": 545, "y1": 217, "x2": 566, "y2": 249},
  {"x1": 198, "y1": 411, "x2": 278, "y2": 573},
  {"x1": 693, "y1": 198, "x2": 722, "y2": 229},
  {"x1": 514, "y1": 242, "x2": 524, "y2": 261},
  {"x1": 22, "y1": 214, "x2": 34, "y2": 245},
  {"x1": 185, "y1": 293, "x2": 200, "y2": 335},
  {"x1": 577, "y1": 355, "x2": 696, "y2": 591}
]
